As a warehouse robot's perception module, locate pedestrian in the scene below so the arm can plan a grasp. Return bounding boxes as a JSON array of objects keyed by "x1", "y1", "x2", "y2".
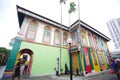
[
  {"x1": 111, "y1": 59, "x2": 119, "y2": 77},
  {"x1": 23, "y1": 61, "x2": 29, "y2": 75},
  {"x1": 11, "y1": 58, "x2": 23, "y2": 80},
  {"x1": 76, "y1": 68, "x2": 79, "y2": 76},
  {"x1": 65, "y1": 63, "x2": 68, "y2": 75}
]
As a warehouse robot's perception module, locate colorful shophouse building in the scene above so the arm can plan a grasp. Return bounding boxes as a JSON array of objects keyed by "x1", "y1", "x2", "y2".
[{"x1": 3, "y1": 6, "x2": 111, "y2": 78}]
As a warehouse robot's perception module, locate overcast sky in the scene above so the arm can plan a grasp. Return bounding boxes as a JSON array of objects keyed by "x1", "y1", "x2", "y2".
[{"x1": 0, "y1": 0, "x2": 120, "y2": 50}]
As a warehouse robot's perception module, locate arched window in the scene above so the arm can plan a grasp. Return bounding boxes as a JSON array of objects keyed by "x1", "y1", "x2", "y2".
[
  {"x1": 88, "y1": 33, "x2": 93, "y2": 47},
  {"x1": 71, "y1": 29, "x2": 78, "y2": 46},
  {"x1": 43, "y1": 26, "x2": 51, "y2": 43},
  {"x1": 101, "y1": 38, "x2": 106, "y2": 50},
  {"x1": 63, "y1": 32, "x2": 68, "y2": 46},
  {"x1": 25, "y1": 20, "x2": 38, "y2": 41},
  {"x1": 54, "y1": 29, "x2": 60, "y2": 45},
  {"x1": 81, "y1": 30, "x2": 87, "y2": 46},
  {"x1": 95, "y1": 36, "x2": 99, "y2": 49},
  {"x1": 103, "y1": 40, "x2": 107, "y2": 51}
]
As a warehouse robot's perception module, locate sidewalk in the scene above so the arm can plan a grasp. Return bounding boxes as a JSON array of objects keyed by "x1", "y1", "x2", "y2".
[
  {"x1": 1, "y1": 70, "x2": 110, "y2": 80},
  {"x1": 30, "y1": 70, "x2": 109, "y2": 80},
  {"x1": 0, "y1": 66, "x2": 6, "y2": 79},
  {"x1": 50, "y1": 75, "x2": 83, "y2": 80}
]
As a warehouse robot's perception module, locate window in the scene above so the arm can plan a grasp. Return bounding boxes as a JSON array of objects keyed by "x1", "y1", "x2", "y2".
[
  {"x1": 103, "y1": 40, "x2": 107, "y2": 50},
  {"x1": 88, "y1": 33, "x2": 93, "y2": 47},
  {"x1": 101, "y1": 39, "x2": 103, "y2": 50},
  {"x1": 113, "y1": 39, "x2": 115, "y2": 42},
  {"x1": 25, "y1": 20, "x2": 38, "y2": 41},
  {"x1": 115, "y1": 44, "x2": 118, "y2": 48},
  {"x1": 119, "y1": 43, "x2": 120, "y2": 46},
  {"x1": 63, "y1": 32, "x2": 68, "y2": 46},
  {"x1": 54, "y1": 29, "x2": 60, "y2": 45},
  {"x1": 117, "y1": 38, "x2": 119, "y2": 41},
  {"x1": 81, "y1": 30, "x2": 87, "y2": 46},
  {"x1": 97, "y1": 37, "x2": 101, "y2": 49},
  {"x1": 43, "y1": 26, "x2": 51, "y2": 43},
  {"x1": 71, "y1": 29, "x2": 78, "y2": 46},
  {"x1": 95, "y1": 36, "x2": 99, "y2": 49}
]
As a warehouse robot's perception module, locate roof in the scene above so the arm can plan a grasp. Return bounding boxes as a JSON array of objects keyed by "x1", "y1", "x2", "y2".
[
  {"x1": 16, "y1": 5, "x2": 110, "y2": 41},
  {"x1": 70, "y1": 20, "x2": 111, "y2": 41},
  {"x1": 110, "y1": 48, "x2": 120, "y2": 54},
  {"x1": 17, "y1": 5, "x2": 69, "y2": 31}
]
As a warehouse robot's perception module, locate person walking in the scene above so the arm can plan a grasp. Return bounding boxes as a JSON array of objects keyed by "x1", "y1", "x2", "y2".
[
  {"x1": 11, "y1": 58, "x2": 23, "y2": 80},
  {"x1": 111, "y1": 58, "x2": 119, "y2": 78},
  {"x1": 23, "y1": 61, "x2": 29, "y2": 75}
]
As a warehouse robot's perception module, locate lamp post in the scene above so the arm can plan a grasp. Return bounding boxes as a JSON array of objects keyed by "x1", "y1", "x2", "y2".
[{"x1": 67, "y1": 37, "x2": 73, "y2": 80}]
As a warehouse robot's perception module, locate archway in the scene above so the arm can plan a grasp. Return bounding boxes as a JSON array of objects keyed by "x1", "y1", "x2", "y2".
[{"x1": 16, "y1": 48, "x2": 33, "y2": 75}]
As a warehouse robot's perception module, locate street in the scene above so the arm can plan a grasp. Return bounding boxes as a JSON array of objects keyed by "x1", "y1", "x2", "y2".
[
  {"x1": 1, "y1": 70, "x2": 119, "y2": 80},
  {"x1": 15, "y1": 70, "x2": 119, "y2": 80},
  {"x1": 83, "y1": 71, "x2": 119, "y2": 80}
]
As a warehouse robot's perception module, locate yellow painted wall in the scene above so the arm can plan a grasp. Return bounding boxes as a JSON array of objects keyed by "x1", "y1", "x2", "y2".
[
  {"x1": 15, "y1": 52, "x2": 21, "y2": 65},
  {"x1": 91, "y1": 50, "x2": 100, "y2": 72},
  {"x1": 102, "y1": 51, "x2": 108, "y2": 69}
]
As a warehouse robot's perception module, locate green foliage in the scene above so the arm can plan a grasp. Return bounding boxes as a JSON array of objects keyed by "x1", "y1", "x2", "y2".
[
  {"x1": 60, "y1": 68, "x2": 63, "y2": 72},
  {"x1": 60, "y1": 0, "x2": 67, "y2": 4},
  {"x1": 0, "y1": 47, "x2": 11, "y2": 66},
  {"x1": 54, "y1": 67, "x2": 56, "y2": 71},
  {"x1": 69, "y1": 2, "x2": 76, "y2": 13},
  {"x1": 0, "y1": 47, "x2": 11, "y2": 54}
]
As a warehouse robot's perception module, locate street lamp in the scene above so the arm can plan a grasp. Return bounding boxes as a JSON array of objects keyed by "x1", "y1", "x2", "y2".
[{"x1": 67, "y1": 37, "x2": 73, "y2": 80}]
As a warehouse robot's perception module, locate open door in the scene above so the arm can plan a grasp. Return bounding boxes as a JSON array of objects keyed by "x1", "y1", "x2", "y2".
[{"x1": 72, "y1": 52, "x2": 79, "y2": 73}]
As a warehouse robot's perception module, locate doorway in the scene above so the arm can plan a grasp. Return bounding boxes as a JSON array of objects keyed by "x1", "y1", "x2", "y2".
[
  {"x1": 72, "y1": 52, "x2": 79, "y2": 73},
  {"x1": 16, "y1": 49, "x2": 33, "y2": 75}
]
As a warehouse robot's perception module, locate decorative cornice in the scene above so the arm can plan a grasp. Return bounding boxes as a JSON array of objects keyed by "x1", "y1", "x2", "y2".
[
  {"x1": 17, "y1": 6, "x2": 110, "y2": 41},
  {"x1": 70, "y1": 20, "x2": 110, "y2": 41},
  {"x1": 17, "y1": 8, "x2": 69, "y2": 30}
]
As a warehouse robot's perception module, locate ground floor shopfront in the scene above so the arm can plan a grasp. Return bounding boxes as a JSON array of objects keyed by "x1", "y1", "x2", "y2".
[
  {"x1": 71, "y1": 47, "x2": 110, "y2": 75},
  {"x1": 2, "y1": 41, "x2": 110, "y2": 79}
]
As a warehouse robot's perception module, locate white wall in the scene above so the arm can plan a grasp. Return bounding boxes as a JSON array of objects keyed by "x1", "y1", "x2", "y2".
[{"x1": 19, "y1": 16, "x2": 66, "y2": 46}]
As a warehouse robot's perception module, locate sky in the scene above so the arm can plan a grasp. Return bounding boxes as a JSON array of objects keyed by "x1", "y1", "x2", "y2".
[{"x1": 0, "y1": 0, "x2": 120, "y2": 50}]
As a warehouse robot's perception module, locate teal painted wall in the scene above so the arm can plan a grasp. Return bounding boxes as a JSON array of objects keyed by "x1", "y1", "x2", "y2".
[
  {"x1": 6, "y1": 39, "x2": 22, "y2": 70},
  {"x1": 20, "y1": 41, "x2": 69, "y2": 75}
]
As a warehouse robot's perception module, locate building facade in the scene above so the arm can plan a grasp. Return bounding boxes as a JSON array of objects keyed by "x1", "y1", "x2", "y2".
[
  {"x1": 107, "y1": 18, "x2": 120, "y2": 49},
  {"x1": 3, "y1": 6, "x2": 111, "y2": 78}
]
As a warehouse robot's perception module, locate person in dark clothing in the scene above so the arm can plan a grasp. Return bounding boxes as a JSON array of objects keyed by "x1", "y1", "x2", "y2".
[
  {"x1": 65, "y1": 63, "x2": 68, "y2": 75},
  {"x1": 76, "y1": 68, "x2": 79, "y2": 76},
  {"x1": 23, "y1": 61, "x2": 29, "y2": 75},
  {"x1": 12, "y1": 59, "x2": 23, "y2": 80},
  {"x1": 112, "y1": 59, "x2": 118, "y2": 72},
  {"x1": 111, "y1": 59, "x2": 119, "y2": 78}
]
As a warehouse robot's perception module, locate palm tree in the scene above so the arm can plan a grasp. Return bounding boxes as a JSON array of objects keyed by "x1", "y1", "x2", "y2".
[
  {"x1": 68, "y1": 2, "x2": 76, "y2": 80},
  {"x1": 69, "y1": 2, "x2": 76, "y2": 29},
  {"x1": 59, "y1": 0, "x2": 67, "y2": 75},
  {"x1": 69, "y1": 2, "x2": 76, "y2": 13},
  {"x1": 60, "y1": 0, "x2": 66, "y2": 4}
]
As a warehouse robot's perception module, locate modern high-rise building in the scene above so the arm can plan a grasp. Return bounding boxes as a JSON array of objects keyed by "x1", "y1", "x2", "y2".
[{"x1": 107, "y1": 18, "x2": 120, "y2": 49}]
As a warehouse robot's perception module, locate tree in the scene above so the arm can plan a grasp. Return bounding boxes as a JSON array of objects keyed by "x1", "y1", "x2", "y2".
[
  {"x1": 60, "y1": 0, "x2": 67, "y2": 4},
  {"x1": 59, "y1": 0, "x2": 67, "y2": 75},
  {"x1": 68, "y1": 2, "x2": 76, "y2": 80},
  {"x1": 0, "y1": 47, "x2": 11, "y2": 66},
  {"x1": 69, "y1": 2, "x2": 76, "y2": 13}
]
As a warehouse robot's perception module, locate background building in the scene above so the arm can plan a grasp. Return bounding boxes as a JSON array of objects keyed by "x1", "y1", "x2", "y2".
[
  {"x1": 107, "y1": 18, "x2": 120, "y2": 49},
  {"x1": 110, "y1": 49, "x2": 120, "y2": 58}
]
